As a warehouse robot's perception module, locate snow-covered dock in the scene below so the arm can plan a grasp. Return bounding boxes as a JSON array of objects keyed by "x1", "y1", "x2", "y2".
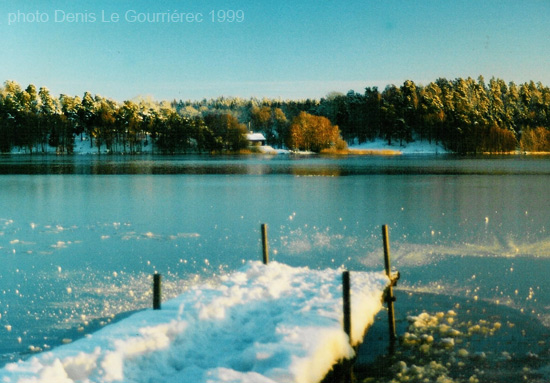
[{"x1": 0, "y1": 261, "x2": 389, "y2": 383}]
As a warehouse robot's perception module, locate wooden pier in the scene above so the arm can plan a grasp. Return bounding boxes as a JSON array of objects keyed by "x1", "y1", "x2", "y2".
[
  {"x1": 320, "y1": 224, "x2": 400, "y2": 383},
  {"x1": 149, "y1": 223, "x2": 399, "y2": 383}
]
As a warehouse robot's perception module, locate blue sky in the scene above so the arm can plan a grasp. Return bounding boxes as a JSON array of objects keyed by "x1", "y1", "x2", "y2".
[{"x1": 1, "y1": 0, "x2": 550, "y2": 102}]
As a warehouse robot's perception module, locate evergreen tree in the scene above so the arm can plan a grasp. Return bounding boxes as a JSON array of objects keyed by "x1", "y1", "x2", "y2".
[
  {"x1": 419, "y1": 82, "x2": 445, "y2": 144},
  {"x1": 116, "y1": 101, "x2": 142, "y2": 153},
  {"x1": 93, "y1": 97, "x2": 117, "y2": 153},
  {"x1": 79, "y1": 92, "x2": 96, "y2": 148}
]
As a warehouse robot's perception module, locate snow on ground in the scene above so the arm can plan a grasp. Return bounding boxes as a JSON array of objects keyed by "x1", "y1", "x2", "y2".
[
  {"x1": 10, "y1": 136, "x2": 446, "y2": 155},
  {"x1": 0, "y1": 261, "x2": 389, "y2": 383},
  {"x1": 10, "y1": 137, "x2": 154, "y2": 155},
  {"x1": 350, "y1": 138, "x2": 448, "y2": 154}
]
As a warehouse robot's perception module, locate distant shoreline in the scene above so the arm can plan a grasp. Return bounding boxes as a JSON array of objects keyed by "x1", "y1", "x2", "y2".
[{"x1": 6, "y1": 137, "x2": 550, "y2": 156}]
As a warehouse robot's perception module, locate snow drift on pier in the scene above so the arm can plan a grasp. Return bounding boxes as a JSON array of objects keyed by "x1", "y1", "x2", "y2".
[{"x1": 0, "y1": 261, "x2": 389, "y2": 383}]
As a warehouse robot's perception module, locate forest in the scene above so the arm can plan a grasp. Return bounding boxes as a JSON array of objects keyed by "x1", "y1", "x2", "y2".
[{"x1": 1, "y1": 76, "x2": 550, "y2": 154}]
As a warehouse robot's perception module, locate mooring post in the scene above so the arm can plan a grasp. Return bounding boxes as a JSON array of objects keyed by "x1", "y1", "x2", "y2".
[
  {"x1": 342, "y1": 270, "x2": 352, "y2": 345},
  {"x1": 153, "y1": 273, "x2": 161, "y2": 310},
  {"x1": 382, "y1": 225, "x2": 397, "y2": 342},
  {"x1": 261, "y1": 223, "x2": 269, "y2": 265}
]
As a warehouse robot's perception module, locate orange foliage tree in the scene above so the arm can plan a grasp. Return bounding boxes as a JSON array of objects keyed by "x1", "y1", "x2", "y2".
[
  {"x1": 286, "y1": 111, "x2": 345, "y2": 152},
  {"x1": 519, "y1": 127, "x2": 550, "y2": 152}
]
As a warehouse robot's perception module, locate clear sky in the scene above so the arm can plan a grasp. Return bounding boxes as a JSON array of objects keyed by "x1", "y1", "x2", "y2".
[{"x1": 1, "y1": 0, "x2": 550, "y2": 102}]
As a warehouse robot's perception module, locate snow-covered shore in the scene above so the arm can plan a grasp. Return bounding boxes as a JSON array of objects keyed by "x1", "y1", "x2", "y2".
[
  {"x1": 9, "y1": 138, "x2": 153, "y2": 155},
  {"x1": 8, "y1": 137, "x2": 447, "y2": 155},
  {"x1": 349, "y1": 138, "x2": 448, "y2": 155},
  {"x1": 0, "y1": 262, "x2": 389, "y2": 383}
]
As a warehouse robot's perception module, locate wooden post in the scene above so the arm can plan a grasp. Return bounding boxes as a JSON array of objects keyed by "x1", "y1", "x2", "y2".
[
  {"x1": 342, "y1": 270, "x2": 352, "y2": 345},
  {"x1": 153, "y1": 273, "x2": 161, "y2": 310},
  {"x1": 382, "y1": 225, "x2": 397, "y2": 342},
  {"x1": 261, "y1": 223, "x2": 269, "y2": 265}
]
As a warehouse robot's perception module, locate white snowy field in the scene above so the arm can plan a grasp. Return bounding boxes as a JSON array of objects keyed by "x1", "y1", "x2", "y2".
[{"x1": 0, "y1": 262, "x2": 389, "y2": 383}]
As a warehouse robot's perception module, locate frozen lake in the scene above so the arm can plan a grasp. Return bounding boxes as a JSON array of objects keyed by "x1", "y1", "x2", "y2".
[{"x1": 1, "y1": 153, "x2": 550, "y2": 377}]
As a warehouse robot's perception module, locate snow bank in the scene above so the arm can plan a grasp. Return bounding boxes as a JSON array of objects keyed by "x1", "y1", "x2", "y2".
[
  {"x1": 0, "y1": 262, "x2": 388, "y2": 383},
  {"x1": 350, "y1": 138, "x2": 448, "y2": 154}
]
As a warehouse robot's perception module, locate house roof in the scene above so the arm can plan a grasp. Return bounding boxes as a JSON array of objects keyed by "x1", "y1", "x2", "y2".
[{"x1": 246, "y1": 132, "x2": 266, "y2": 141}]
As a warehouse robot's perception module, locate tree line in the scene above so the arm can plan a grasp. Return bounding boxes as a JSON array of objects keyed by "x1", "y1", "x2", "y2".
[
  {"x1": 0, "y1": 81, "x2": 254, "y2": 154},
  {"x1": 319, "y1": 76, "x2": 550, "y2": 153},
  {"x1": 2, "y1": 76, "x2": 550, "y2": 154}
]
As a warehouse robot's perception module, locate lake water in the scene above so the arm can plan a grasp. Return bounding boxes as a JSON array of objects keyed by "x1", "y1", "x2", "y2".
[{"x1": 1, "y1": 153, "x2": 550, "y2": 380}]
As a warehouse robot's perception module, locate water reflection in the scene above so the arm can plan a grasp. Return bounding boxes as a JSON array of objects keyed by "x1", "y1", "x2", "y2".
[{"x1": 2, "y1": 154, "x2": 550, "y2": 175}]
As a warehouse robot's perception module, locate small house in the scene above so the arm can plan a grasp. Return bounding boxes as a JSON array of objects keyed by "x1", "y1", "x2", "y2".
[{"x1": 246, "y1": 132, "x2": 266, "y2": 147}]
